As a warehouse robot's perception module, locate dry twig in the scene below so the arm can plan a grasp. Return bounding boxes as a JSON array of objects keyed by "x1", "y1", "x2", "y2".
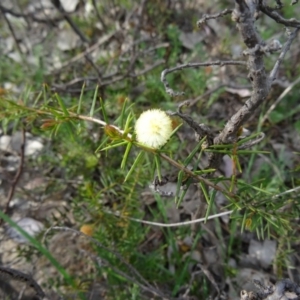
[
  {"x1": 258, "y1": 0, "x2": 300, "y2": 28},
  {"x1": 161, "y1": 60, "x2": 247, "y2": 96},
  {"x1": 197, "y1": 8, "x2": 233, "y2": 26},
  {"x1": 0, "y1": 129, "x2": 26, "y2": 226},
  {"x1": 0, "y1": 266, "x2": 46, "y2": 300}
]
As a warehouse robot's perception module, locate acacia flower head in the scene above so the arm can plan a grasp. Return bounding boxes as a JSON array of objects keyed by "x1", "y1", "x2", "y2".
[{"x1": 135, "y1": 109, "x2": 173, "y2": 149}]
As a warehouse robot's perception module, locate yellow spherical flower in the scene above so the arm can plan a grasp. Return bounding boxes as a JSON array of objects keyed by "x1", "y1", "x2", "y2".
[
  {"x1": 135, "y1": 109, "x2": 173, "y2": 149},
  {"x1": 80, "y1": 224, "x2": 94, "y2": 236}
]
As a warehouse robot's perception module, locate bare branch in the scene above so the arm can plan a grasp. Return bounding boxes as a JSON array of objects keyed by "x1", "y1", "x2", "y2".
[
  {"x1": 167, "y1": 101, "x2": 214, "y2": 143},
  {"x1": 197, "y1": 8, "x2": 233, "y2": 26},
  {"x1": 51, "y1": 0, "x2": 107, "y2": 80},
  {"x1": 108, "y1": 209, "x2": 234, "y2": 228},
  {"x1": 0, "y1": 266, "x2": 46, "y2": 300},
  {"x1": 0, "y1": 3, "x2": 63, "y2": 23},
  {"x1": 52, "y1": 58, "x2": 165, "y2": 92},
  {"x1": 261, "y1": 75, "x2": 300, "y2": 125},
  {"x1": 0, "y1": 129, "x2": 26, "y2": 226},
  {"x1": 50, "y1": 30, "x2": 118, "y2": 74},
  {"x1": 1, "y1": 9, "x2": 24, "y2": 57},
  {"x1": 188, "y1": 83, "x2": 251, "y2": 107},
  {"x1": 209, "y1": 0, "x2": 272, "y2": 169},
  {"x1": 161, "y1": 60, "x2": 247, "y2": 96},
  {"x1": 91, "y1": 0, "x2": 107, "y2": 30},
  {"x1": 269, "y1": 28, "x2": 300, "y2": 81},
  {"x1": 275, "y1": 0, "x2": 284, "y2": 8},
  {"x1": 258, "y1": 0, "x2": 300, "y2": 28},
  {"x1": 237, "y1": 132, "x2": 265, "y2": 150}
]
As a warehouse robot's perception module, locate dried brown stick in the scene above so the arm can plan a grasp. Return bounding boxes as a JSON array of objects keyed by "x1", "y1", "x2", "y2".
[
  {"x1": 161, "y1": 60, "x2": 247, "y2": 96},
  {"x1": 197, "y1": 8, "x2": 233, "y2": 26},
  {"x1": 52, "y1": 57, "x2": 165, "y2": 92},
  {"x1": 1, "y1": 9, "x2": 24, "y2": 57},
  {"x1": 50, "y1": 30, "x2": 118, "y2": 74},
  {"x1": 0, "y1": 129, "x2": 26, "y2": 226},
  {"x1": 258, "y1": 0, "x2": 300, "y2": 28},
  {"x1": 0, "y1": 266, "x2": 46, "y2": 299},
  {"x1": 269, "y1": 28, "x2": 300, "y2": 81},
  {"x1": 91, "y1": 0, "x2": 107, "y2": 30},
  {"x1": 237, "y1": 133, "x2": 265, "y2": 150},
  {"x1": 261, "y1": 75, "x2": 300, "y2": 125},
  {"x1": 0, "y1": 3, "x2": 63, "y2": 23},
  {"x1": 52, "y1": 2, "x2": 105, "y2": 79},
  {"x1": 188, "y1": 83, "x2": 252, "y2": 107}
]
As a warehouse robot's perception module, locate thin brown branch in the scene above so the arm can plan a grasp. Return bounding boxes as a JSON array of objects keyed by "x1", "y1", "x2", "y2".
[
  {"x1": 132, "y1": 59, "x2": 165, "y2": 76},
  {"x1": 91, "y1": 0, "x2": 107, "y2": 30},
  {"x1": 269, "y1": 28, "x2": 300, "y2": 81},
  {"x1": 161, "y1": 60, "x2": 247, "y2": 96},
  {"x1": 52, "y1": 56, "x2": 165, "y2": 92},
  {"x1": 1, "y1": 9, "x2": 23, "y2": 56},
  {"x1": 0, "y1": 128, "x2": 26, "y2": 225},
  {"x1": 52, "y1": 2, "x2": 106, "y2": 79},
  {"x1": 237, "y1": 132, "x2": 265, "y2": 150},
  {"x1": 50, "y1": 30, "x2": 118, "y2": 74},
  {"x1": 258, "y1": 0, "x2": 300, "y2": 28},
  {"x1": 53, "y1": 3, "x2": 89, "y2": 43},
  {"x1": 197, "y1": 8, "x2": 233, "y2": 26},
  {"x1": 0, "y1": 266, "x2": 46, "y2": 299},
  {"x1": 159, "y1": 153, "x2": 237, "y2": 199},
  {"x1": 261, "y1": 75, "x2": 300, "y2": 125},
  {"x1": 0, "y1": 3, "x2": 63, "y2": 23},
  {"x1": 187, "y1": 83, "x2": 252, "y2": 107}
]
